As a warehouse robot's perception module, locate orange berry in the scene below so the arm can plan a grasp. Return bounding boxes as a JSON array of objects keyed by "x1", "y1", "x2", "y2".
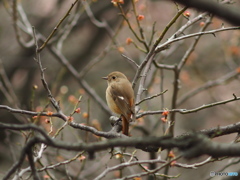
[
  {"x1": 137, "y1": 15, "x2": 145, "y2": 21},
  {"x1": 78, "y1": 155, "x2": 86, "y2": 161},
  {"x1": 170, "y1": 160, "x2": 177, "y2": 166},
  {"x1": 161, "y1": 117, "x2": 167, "y2": 123},
  {"x1": 117, "y1": 46, "x2": 125, "y2": 53},
  {"x1": 82, "y1": 112, "x2": 89, "y2": 118},
  {"x1": 32, "y1": 116, "x2": 38, "y2": 119},
  {"x1": 126, "y1": 37, "x2": 133, "y2": 45},
  {"x1": 162, "y1": 110, "x2": 169, "y2": 116},
  {"x1": 183, "y1": 11, "x2": 190, "y2": 17},
  {"x1": 115, "y1": 153, "x2": 123, "y2": 159},
  {"x1": 45, "y1": 119, "x2": 50, "y2": 124},
  {"x1": 75, "y1": 108, "x2": 81, "y2": 114},
  {"x1": 68, "y1": 116, "x2": 74, "y2": 122},
  {"x1": 168, "y1": 151, "x2": 175, "y2": 158},
  {"x1": 200, "y1": 21, "x2": 205, "y2": 27},
  {"x1": 46, "y1": 111, "x2": 53, "y2": 116}
]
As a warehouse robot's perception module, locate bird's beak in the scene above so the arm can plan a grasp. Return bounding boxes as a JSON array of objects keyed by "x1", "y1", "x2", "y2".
[{"x1": 102, "y1": 76, "x2": 108, "y2": 80}]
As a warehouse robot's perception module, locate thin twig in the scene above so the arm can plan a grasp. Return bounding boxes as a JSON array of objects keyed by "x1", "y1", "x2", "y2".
[
  {"x1": 38, "y1": 152, "x2": 83, "y2": 172},
  {"x1": 137, "y1": 94, "x2": 240, "y2": 118},
  {"x1": 155, "y1": 26, "x2": 240, "y2": 53},
  {"x1": 56, "y1": 1, "x2": 82, "y2": 51},
  {"x1": 136, "y1": 89, "x2": 168, "y2": 105},
  {"x1": 117, "y1": 3, "x2": 147, "y2": 52},
  {"x1": 0, "y1": 105, "x2": 59, "y2": 118},
  {"x1": 33, "y1": 27, "x2": 62, "y2": 112},
  {"x1": 177, "y1": 69, "x2": 240, "y2": 106},
  {"x1": 177, "y1": 15, "x2": 213, "y2": 70},
  {"x1": 115, "y1": 156, "x2": 182, "y2": 180},
  {"x1": 12, "y1": 0, "x2": 34, "y2": 48},
  {"x1": 179, "y1": 94, "x2": 240, "y2": 114},
  {"x1": 121, "y1": 54, "x2": 139, "y2": 68},
  {"x1": 130, "y1": 0, "x2": 149, "y2": 52},
  {"x1": 38, "y1": 0, "x2": 79, "y2": 52},
  {"x1": 172, "y1": 0, "x2": 240, "y2": 26},
  {"x1": 82, "y1": 0, "x2": 114, "y2": 37},
  {"x1": 0, "y1": 59, "x2": 20, "y2": 108},
  {"x1": 148, "y1": 22, "x2": 157, "y2": 47},
  {"x1": 94, "y1": 156, "x2": 181, "y2": 180}
]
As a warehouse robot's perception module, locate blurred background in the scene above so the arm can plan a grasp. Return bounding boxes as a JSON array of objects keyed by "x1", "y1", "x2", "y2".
[{"x1": 0, "y1": 0, "x2": 240, "y2": 179}]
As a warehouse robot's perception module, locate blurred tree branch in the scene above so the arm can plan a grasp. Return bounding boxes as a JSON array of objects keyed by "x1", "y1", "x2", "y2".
[
  {"x1": 172, "y1": 0, "x2": 240, "y2": 25},
  {"x1": 3, "y1": 131, "x2": 240, "y2": 179}
]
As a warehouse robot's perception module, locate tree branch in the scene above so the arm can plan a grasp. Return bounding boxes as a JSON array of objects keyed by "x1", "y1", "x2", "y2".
[{"x1": 172, "y1": 0, "x2": 240, "y2": 26}]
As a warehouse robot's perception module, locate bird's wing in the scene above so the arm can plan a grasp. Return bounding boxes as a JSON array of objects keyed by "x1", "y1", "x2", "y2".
[{"x1": 110, "y1": 83, "x2": 134, "y2": 120}]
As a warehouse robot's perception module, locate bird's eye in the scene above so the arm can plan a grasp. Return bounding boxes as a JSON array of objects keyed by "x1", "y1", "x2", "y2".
[{"x1": 112, "y1": 76, "x2": 116, "y2": 80}]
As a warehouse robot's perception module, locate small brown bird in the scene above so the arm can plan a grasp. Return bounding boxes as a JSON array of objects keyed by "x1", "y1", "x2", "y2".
[{"x1": 102, "y1": 71, "x2": 135, "y2": 136}]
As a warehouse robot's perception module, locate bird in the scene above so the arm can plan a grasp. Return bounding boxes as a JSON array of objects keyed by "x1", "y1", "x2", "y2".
[{"x1": 102, "y1": 71, "x2": 135, "y2": 136}]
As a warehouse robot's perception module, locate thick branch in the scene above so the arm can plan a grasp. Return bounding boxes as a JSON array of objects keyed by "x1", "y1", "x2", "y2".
[{"x1": 172, "y1": 0, "x2": 240, "y2": 26}]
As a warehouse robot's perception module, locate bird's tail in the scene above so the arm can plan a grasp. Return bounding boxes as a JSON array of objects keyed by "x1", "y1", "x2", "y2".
[{"x1": 121, "y1": 116, "x2": 129, "y2": 136}]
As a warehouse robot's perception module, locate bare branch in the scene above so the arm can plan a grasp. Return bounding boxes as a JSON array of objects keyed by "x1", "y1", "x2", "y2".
[
  {"x1": 136, "y1": 89, "x2": 168, "y2": 105},
  {"x1": 82, "y1": 0, "x2": 114, "y2": 37},
  {"x1": 121, "y1": 54, "x2": 139, "y2": 69},
  {"x1": 172, "y1": 0, "x2": 240, "y2": 25},
  {"x1": 179, "y1": 94, "x2": 240, "y2": 114},
  {"x1": 0, "y1": 59, "x2": 20, "y2": 108},
  {"x1": 177, "y1": 70, "x2": 240, "y2": 106},
  {"x1": 38, "y1": 0, "x2": 79, "y2": 52},
  {"x1": 0, "y1": 105, "x2": 59, "y2": 118},
  {"x1": 155, "y1": 26, "x2": 240, "y2": 53},
  {"x1": 95, "y1": 155, "x2": 181, "y2": 180},
  {"x1": 177, "y1": 15, "x2": 213, "y2": 70},
  {"x1": 37, "y1": 152, "x2": 83, "y2": 172},
  {"x1": 33, "y1": 27, "x2": 62, "y2": 113},
  {"x1": 137, "y1": 95, "x2": 240, "y2": 117},
  {"x1": 12, "y1": 0, "x2": 34, "y2": 48}
]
